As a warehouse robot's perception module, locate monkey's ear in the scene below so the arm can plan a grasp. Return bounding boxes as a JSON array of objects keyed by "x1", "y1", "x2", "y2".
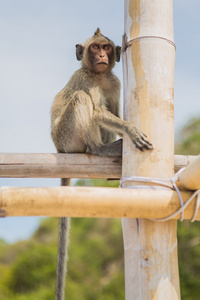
[
  {"x1": 115, "y1": 46, "x2": 121, "y2": 62},
  {"x1": 76, "y1": 44, "x2": 85, "y2": 61}
]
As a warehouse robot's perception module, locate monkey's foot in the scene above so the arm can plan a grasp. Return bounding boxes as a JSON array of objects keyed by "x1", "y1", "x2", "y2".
[{"x1": 86, "y1": 139, "x2": 122, "y2": 157}]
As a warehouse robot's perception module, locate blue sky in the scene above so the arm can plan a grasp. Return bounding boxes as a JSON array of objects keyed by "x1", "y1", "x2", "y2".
[{"x1": 0, "y1": 0, "x2": 200, "y2": 243}]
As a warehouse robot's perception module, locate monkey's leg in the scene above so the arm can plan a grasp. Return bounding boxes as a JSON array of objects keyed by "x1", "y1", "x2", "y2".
[
  {"x1": 55, "y1": 178, "x2": 71, "y2": 300},
  {"x1": 87, "y1": 139, "x2": 123, "y2": 157},
  {"x1": 53, "y1": 91, "x2": 98, "y2": 154}
]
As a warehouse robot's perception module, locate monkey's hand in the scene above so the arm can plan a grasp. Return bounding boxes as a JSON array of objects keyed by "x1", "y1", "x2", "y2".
[{"x1": 129, "y1": 126, "x2": 153, "y2": 151}]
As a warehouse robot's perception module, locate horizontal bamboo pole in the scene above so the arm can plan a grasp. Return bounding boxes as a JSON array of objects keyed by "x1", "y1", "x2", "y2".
[
  {"x1": 0, "y1": 153, "x2": 196, "y2": 179},
  {"x1": 177, "y1": 155, "x2": 200, "y2": 190},
  {"x1": 0, "y1": 186, "x2": 199, "y2": 220},
  {"x1": 0, "y1": 153, "x2": 121, "y2": 179}
]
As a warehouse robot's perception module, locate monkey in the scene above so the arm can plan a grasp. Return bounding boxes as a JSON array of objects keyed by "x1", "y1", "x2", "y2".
[{"x1": 51, "y1": 28, "x2": 153, "y2": 300}]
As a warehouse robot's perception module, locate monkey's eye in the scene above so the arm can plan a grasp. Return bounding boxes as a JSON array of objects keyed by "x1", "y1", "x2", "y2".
[
  {"x1": 103, "y1": 45, "x2": 111, "y2": 51},
  {"x1": 92, "y1": 44, "x2": 100, "y2": 50}
]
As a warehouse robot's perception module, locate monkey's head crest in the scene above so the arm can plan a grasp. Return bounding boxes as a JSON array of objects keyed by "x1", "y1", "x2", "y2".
[
  {"x1": 93, "y1": 28, "x2": 109, "y2": 41},
  {"x1": 94, "y1": 28, "x2": 101, "y2": 36}
]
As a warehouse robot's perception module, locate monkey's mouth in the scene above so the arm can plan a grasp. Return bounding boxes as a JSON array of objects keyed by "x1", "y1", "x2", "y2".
[{"x1": 96, "y1": 62, "x2": 108, "y2": 65}]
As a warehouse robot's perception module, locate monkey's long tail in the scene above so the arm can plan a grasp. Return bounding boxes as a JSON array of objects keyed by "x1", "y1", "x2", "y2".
[{"x1": 55, "y1": 178, "x2": 71, "y2": 300}]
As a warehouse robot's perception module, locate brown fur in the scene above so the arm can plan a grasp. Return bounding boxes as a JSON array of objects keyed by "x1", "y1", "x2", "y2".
[{"x1": 51, "y1": 29, "x2": 153, "y2": 300}]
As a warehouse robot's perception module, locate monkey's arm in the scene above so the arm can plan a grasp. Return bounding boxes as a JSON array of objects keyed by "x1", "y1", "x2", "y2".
[{"x1": 94, "y1": 107, "x2": 153, "y2": 151}]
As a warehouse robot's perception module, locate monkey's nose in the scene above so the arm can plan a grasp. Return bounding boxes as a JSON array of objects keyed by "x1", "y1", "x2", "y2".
[
  {"x1": 99, "y1": 50, "x2": 105, "y2": 57},
  {"x1": 100, "y1": 54, "x2": 105, "y2": 58}
]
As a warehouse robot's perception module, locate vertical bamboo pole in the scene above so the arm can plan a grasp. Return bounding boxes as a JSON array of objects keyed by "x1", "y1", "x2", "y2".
[{"x1": 122, "y1": 0, "x2": 181, "y2": 299}]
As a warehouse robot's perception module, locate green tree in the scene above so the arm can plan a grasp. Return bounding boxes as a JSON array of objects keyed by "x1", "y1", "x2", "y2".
[
  {"x1": 176, "y1": 117, "x2": 200, "y2": 300},
  {"x1": 0, "y1": 218, "x2": 58, "y2": 299},
  {"x1": 0, "y1": 180, "x2": 125, "y2": 300},
  {"x1": 175, "y1": 117, "x2": 200, "y2": 155}
]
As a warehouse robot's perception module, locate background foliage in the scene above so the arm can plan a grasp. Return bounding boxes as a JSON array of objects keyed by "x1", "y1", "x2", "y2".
[
  {"x1": 175, "y1": 117, "x2": 200, "y2": 300},
  {"x1": 0, "y1": 117, "x2": 200, "y2": 299}
]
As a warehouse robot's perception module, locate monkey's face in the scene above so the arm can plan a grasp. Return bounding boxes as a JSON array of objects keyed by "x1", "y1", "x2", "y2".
[
  {"x1": 76, "y1": 29, "x2": 121, "y2": 73},
  {"x1": 88, "y1": 43, "x2": 114, "y2": 73}
]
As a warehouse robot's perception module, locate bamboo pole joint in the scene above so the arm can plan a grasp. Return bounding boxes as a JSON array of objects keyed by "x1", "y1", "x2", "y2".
[{"x1": 120, "y1": 172, "x2": 200, "y2": 222}]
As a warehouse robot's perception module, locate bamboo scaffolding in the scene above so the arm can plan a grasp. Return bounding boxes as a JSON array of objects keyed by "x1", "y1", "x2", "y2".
[
  {"x1": 122, "y1": 0, "x2": 180, "y2": 299},
  {"x1": 0, "y1": 153, "x2": 196, "y2": 179},
  {"x1": 0, "y1": 186, "x2": 199, "y2": 220}
]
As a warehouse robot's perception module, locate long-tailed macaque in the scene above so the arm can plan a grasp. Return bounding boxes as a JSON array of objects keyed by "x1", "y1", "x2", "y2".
[{"x1": 51, "y1": 28, "x2": 153, "y2": 300}]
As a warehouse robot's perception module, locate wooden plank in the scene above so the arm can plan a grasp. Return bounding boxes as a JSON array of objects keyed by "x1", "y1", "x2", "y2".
[
  {"x1": 122, "y1": 0, "x2": 180, "y2": 299},
  {"x1": 0, "y1": 153, "x2": 196, "y2": 179},
  {"x1": 0, "y1": 186, "x2": 199, "y2": 219}
]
